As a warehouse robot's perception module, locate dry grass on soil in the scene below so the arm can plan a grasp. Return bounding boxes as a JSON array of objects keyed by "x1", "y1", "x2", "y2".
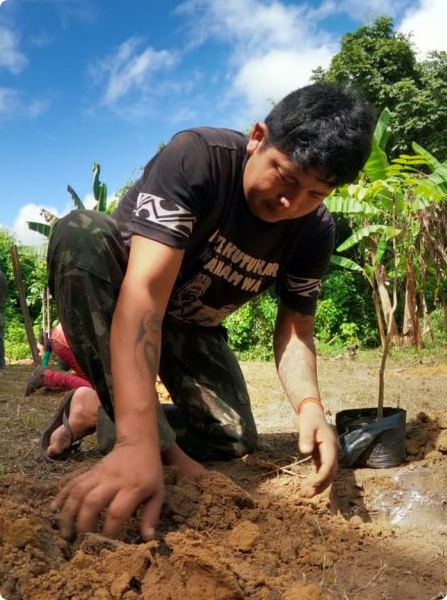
[{"x1": 1, "y1": 349, "x2": 447, "y2": 599}]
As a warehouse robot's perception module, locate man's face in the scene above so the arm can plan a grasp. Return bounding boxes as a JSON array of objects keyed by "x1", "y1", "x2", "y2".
[{"x1": 243, "y1": 123, "x2": 335, "y2": 222}]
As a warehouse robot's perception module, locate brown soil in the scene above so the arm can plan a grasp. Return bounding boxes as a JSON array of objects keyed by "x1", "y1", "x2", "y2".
[{"x1": 1, "y1": 350, "x2": 447, "y2": 600}]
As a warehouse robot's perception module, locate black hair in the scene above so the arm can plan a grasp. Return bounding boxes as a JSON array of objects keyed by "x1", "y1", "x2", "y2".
[{"x1": 264, "y1": 81, "x2": 377, "y2": 186}]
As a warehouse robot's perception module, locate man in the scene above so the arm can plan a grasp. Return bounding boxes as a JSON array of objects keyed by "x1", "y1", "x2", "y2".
[
  {"x1": 45, "y1": 81, "x2": 376, "y2": 540},
  {"x1": 0, "y1": 268, "x2": 7, "y2": 369}
]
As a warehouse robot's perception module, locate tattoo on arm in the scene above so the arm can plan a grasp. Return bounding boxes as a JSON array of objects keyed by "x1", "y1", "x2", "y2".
[{"x1": 136, "y1": 312, "x2": 162, "y2": 379}]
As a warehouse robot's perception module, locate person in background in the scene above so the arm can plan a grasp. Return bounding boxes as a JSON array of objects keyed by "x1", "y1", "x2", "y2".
[
  {"x1": 25, "y1": 322, "x2": 93, "y2": 395},
  {"x1": 44, "y1": 81, "x2": 376, "y2": 541},
  {"x1": 0, "y1": 268, "x2": 7, "y2": 369}
]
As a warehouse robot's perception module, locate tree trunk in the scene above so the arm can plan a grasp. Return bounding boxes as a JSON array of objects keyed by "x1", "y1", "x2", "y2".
[
  {"x1": 372, "y1": 286, "x2": 386, "y2": 347},
  {"x1": 420, "y1": 292, "x2": 433, "y2": 343},
  {"x1": 402, "y1": 261, "x2": 424, "y2": 349},
  {"x1": 375, "y1": 264, "x2": 400, "y2": 346}
]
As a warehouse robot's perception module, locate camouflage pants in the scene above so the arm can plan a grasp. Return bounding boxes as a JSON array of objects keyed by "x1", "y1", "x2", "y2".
[{"x1": 47, "y1": 210, "x2": 258, "y2": 461}]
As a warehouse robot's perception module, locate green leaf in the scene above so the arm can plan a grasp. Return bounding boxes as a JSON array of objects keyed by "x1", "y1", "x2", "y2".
[
  {"x1": 96, "y1": 183, "x2": 108, "y2": 212},
  {"x1": 325, "y1": 194, "x2": 380, "y2": 214},
  {"x1": 363, "y1": 109, "x2": 392, "y2": 182},
  {"x1": 330, "y1": 255, "x2": 364, "y2": 272},
  {"x1": 428, "y1": 164, "x2": 447, "y2": 195},
  {"x1": 411, "y1": 141, "x2": 441, "y2": 171},
  {"x1": 375, "y1": 234, "x2": 388, "y2": 265},
  {"x1": 67, "y1": 185, "x2": 85, "y2": 209},
  {"x1": 374, "y1": 107, "x2": 393, "y2": 152},
  {"x1": 336, "y1": 224, "x2": 400, "y2": 252},
  {"x1": 92, "y1": 163, "x2": 102, "y2": 201},
  {"x1": 27, "y1": 222, "x2": 52, "y2": 238}
]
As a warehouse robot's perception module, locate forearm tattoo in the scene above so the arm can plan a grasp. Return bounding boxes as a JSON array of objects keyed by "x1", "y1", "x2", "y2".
[{"x1": 136, "y1": 311, "x2": 162, "y2": 379}]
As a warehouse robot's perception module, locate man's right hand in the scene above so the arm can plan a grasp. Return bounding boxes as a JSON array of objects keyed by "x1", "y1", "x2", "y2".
[{"x1": 52, "y1": 440, "x2": 165, "y2": 540}]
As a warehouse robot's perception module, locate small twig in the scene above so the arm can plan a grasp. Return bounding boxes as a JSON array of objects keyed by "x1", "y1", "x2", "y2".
[
  {"x1": 314, "y1": 517, "x2": 330, "y2": 588},
  {"x1": 280, "y1": 467, "x2": 303, "y2": 476},
  {"x1": 331, "y1": 565, "x2": 350, "y2": 600},
  {"x1": 264, "y1": 455, "x2": 312, "y2": 476},
  {"x1": 352, "y1": 560, "x2": 387, "y2": 593}
]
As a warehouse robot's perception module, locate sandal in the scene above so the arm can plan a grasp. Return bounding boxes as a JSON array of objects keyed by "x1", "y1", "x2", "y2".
[
  {"x1": 25, "y1": 365, "x2": 47, "y2": 396},
  {"x1": 40, "y1": 390, "x2": 82, "y2": 463}
]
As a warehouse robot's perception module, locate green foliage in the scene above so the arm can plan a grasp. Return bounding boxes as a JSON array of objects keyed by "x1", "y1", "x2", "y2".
[
  {"x1": 4, "y1": 316, "x2": 31, "y2": 361},
  {"x1": 92, "y1": 163, "x2": 108, "y2": 212},
  {"x1": 107, "y1": 176, "x2": 138, "y2": 215},
  {"x1": 0, "y1": 229, "x2": 48, "y2": 362},
  {"x1": 313, "y1": 16, "x2": 447, "y2": 159},
  {"x1": 0, "y1": 228, "x2": 15, "y2": 279},
  {"x1": 314, "y1": 298, "x2": 339, "y2": 343},
  {"x1": 426, "y1": 308, "x2": 447, "y2": 346},
  {"x1": 27, "y1": 163, "x2": 112, "y2": 238},
  {"x1": 315, "y1": 270, "x2": 378, "y2": 347},
  {"x1": 224, "y1": 291, "x2": 277, "y2": 360}
]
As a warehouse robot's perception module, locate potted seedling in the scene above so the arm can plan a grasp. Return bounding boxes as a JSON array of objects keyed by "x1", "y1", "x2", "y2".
[
  {"x1": 335, "y1": 239, "x2": 407, "y2": 468},
  {"x1": 326, "y1": 110, "x2": 412, "y2": 468},
  {"x1": 327, "y1": 111, "x2": 446, "y2": 468}
]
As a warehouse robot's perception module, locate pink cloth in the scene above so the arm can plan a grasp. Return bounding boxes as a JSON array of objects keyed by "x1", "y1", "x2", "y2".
[
  {"x1": 49, "y1": 324, "x2": 86, "y2": 377},
  {"x1": 47, "y1": 323, "x2": 92, "y2": 388},
  {"x1": 43, "y1": 369, "x2": 93, "y2": 391},
  {"x1": 49, "y1": 323, "x2": 68, "y2": 347}
]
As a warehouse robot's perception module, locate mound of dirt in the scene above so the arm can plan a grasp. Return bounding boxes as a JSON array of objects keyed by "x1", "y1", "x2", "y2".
[{"x1": 1, "y1": 354, "x2": 447, "y2": 600}]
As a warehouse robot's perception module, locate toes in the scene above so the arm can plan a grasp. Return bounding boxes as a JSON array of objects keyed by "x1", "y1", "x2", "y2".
[{"x1": 47, "y1": 426, "x2": 71, "y2": 457}]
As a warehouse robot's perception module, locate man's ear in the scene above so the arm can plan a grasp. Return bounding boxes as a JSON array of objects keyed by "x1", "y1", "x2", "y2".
[{"x1": 247, "y1": 122, "x2": 267, "y2": 155}]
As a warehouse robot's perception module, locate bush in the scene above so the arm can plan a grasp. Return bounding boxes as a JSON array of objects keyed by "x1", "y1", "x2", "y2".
[
  {"x1": 315, "y1": 270, "x2": 378, "y2": 347},
  {"x1": 225, "y1": 291, "x2": 277, "y2": 360},
  {"x1": 4, "y1": 315, "x2": 32, "y2": 361}
]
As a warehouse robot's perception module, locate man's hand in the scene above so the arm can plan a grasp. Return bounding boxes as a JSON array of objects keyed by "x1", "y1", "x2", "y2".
[
  {"x1": 297, "y1": 403, "x2": 338, "y2": 498},
  {"x1": 52, "y1": 441, "x2": 165, "y2": 540}
]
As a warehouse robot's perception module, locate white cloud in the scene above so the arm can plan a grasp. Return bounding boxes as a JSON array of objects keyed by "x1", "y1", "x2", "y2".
[
  {"x1": 90, "y1": 37, "x2": 177, "y2": 108},
  {"x1": 0, "y1": 87, "x2": 18, "y2": 116},
  {"x1": 0, "y1": 26, "x2": 27, "y2": 74},
  {"x1": 12, "y1": 204, "x2": 61, "y2": 246},
  {"x1": 177, "y1": 0, "x2": 447, "y2": 123},
  {"x1": 177, "y1": 0, "x2": 338, "y2": 119},
  {"x1": 0, "y1": 88, "x2": 50, "y2": 120},
  {"x1": 231, "y1": 47, "x2": 334, "y2": 119},
  {"x1": 398, "y1": 0, "x2": 447, "y2": 55},
  {"x1": 83, "y1": 193, "x2": 96, "y2": 209},
  {"x1": 178, "y1": 0, "x2": 326, "y2": 55},
  {"x1": 324, "y1": 0, "x2": 412, "y2": 22},
  {"x1": 9, "y1": 195, "x2": 115, "y2": 245}
]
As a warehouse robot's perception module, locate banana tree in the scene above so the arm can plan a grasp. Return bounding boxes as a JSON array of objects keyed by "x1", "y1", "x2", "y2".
[
  {"x1": 327, "y1": 109, "x2": 446, "y2": 417},
  {"x1": 326, "y1": 108, "x2": 445, "y2": 349},
  {"x1": 410, "y1": 142, "x2": 447, "y2": 333},
  {"x1": 27, "y1": 162, "x2": 109, "y2": 238}
]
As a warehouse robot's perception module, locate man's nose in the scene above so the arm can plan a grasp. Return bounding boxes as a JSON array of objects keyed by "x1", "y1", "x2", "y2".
[{"x1": 278, "y1": 188, "x2": 305, "y2": 210}]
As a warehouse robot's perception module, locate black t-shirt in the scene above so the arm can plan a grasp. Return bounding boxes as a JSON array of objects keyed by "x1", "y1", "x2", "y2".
[{"x1": 113, "y1": 127, "x2": 335, "y2": 326}]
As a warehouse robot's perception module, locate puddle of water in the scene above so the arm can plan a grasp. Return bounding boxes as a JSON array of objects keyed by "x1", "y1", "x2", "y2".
[
  {"x1": 372, "y1": 488, "x2": 447, "y2": 526},
  {"x1": 369, "y1": 466, "x2": 447, "y2": 527}
]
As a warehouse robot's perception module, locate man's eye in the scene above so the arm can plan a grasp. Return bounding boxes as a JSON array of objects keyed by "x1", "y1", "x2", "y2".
[
  {"x1": 275, "y1": 167, "x2": 285, "y2": 180},
  {"x1": 276, "y1": 167, "x2": 294, "y2": 185},
  {"x1": 311, "y1": 192, "x2": 325, "y2": 201}
]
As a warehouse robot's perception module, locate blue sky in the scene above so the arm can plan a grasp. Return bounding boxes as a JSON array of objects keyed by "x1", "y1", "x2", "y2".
[{"x1": 0, "y1": 0, "x2": 445, "y2": 245}]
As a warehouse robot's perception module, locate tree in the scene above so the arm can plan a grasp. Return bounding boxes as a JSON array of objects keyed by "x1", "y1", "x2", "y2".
[
  {"x1": 313, "y1": 16, "x2": 447, "y2": 159},
  {"x1": 326, "y1": 109, "x2": 446, "y2": 349},
  {"x1": 0, "y1": 228, "x2": 48, "y2": 361}
]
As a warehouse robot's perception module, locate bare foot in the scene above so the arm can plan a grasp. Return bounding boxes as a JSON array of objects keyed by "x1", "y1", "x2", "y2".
[
  {"x1": 162, "y1": 443, "x2": 207, "y2": 478},
  {"x1": 47, "y1": 387, "x2": 100, "y2": 459}
]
